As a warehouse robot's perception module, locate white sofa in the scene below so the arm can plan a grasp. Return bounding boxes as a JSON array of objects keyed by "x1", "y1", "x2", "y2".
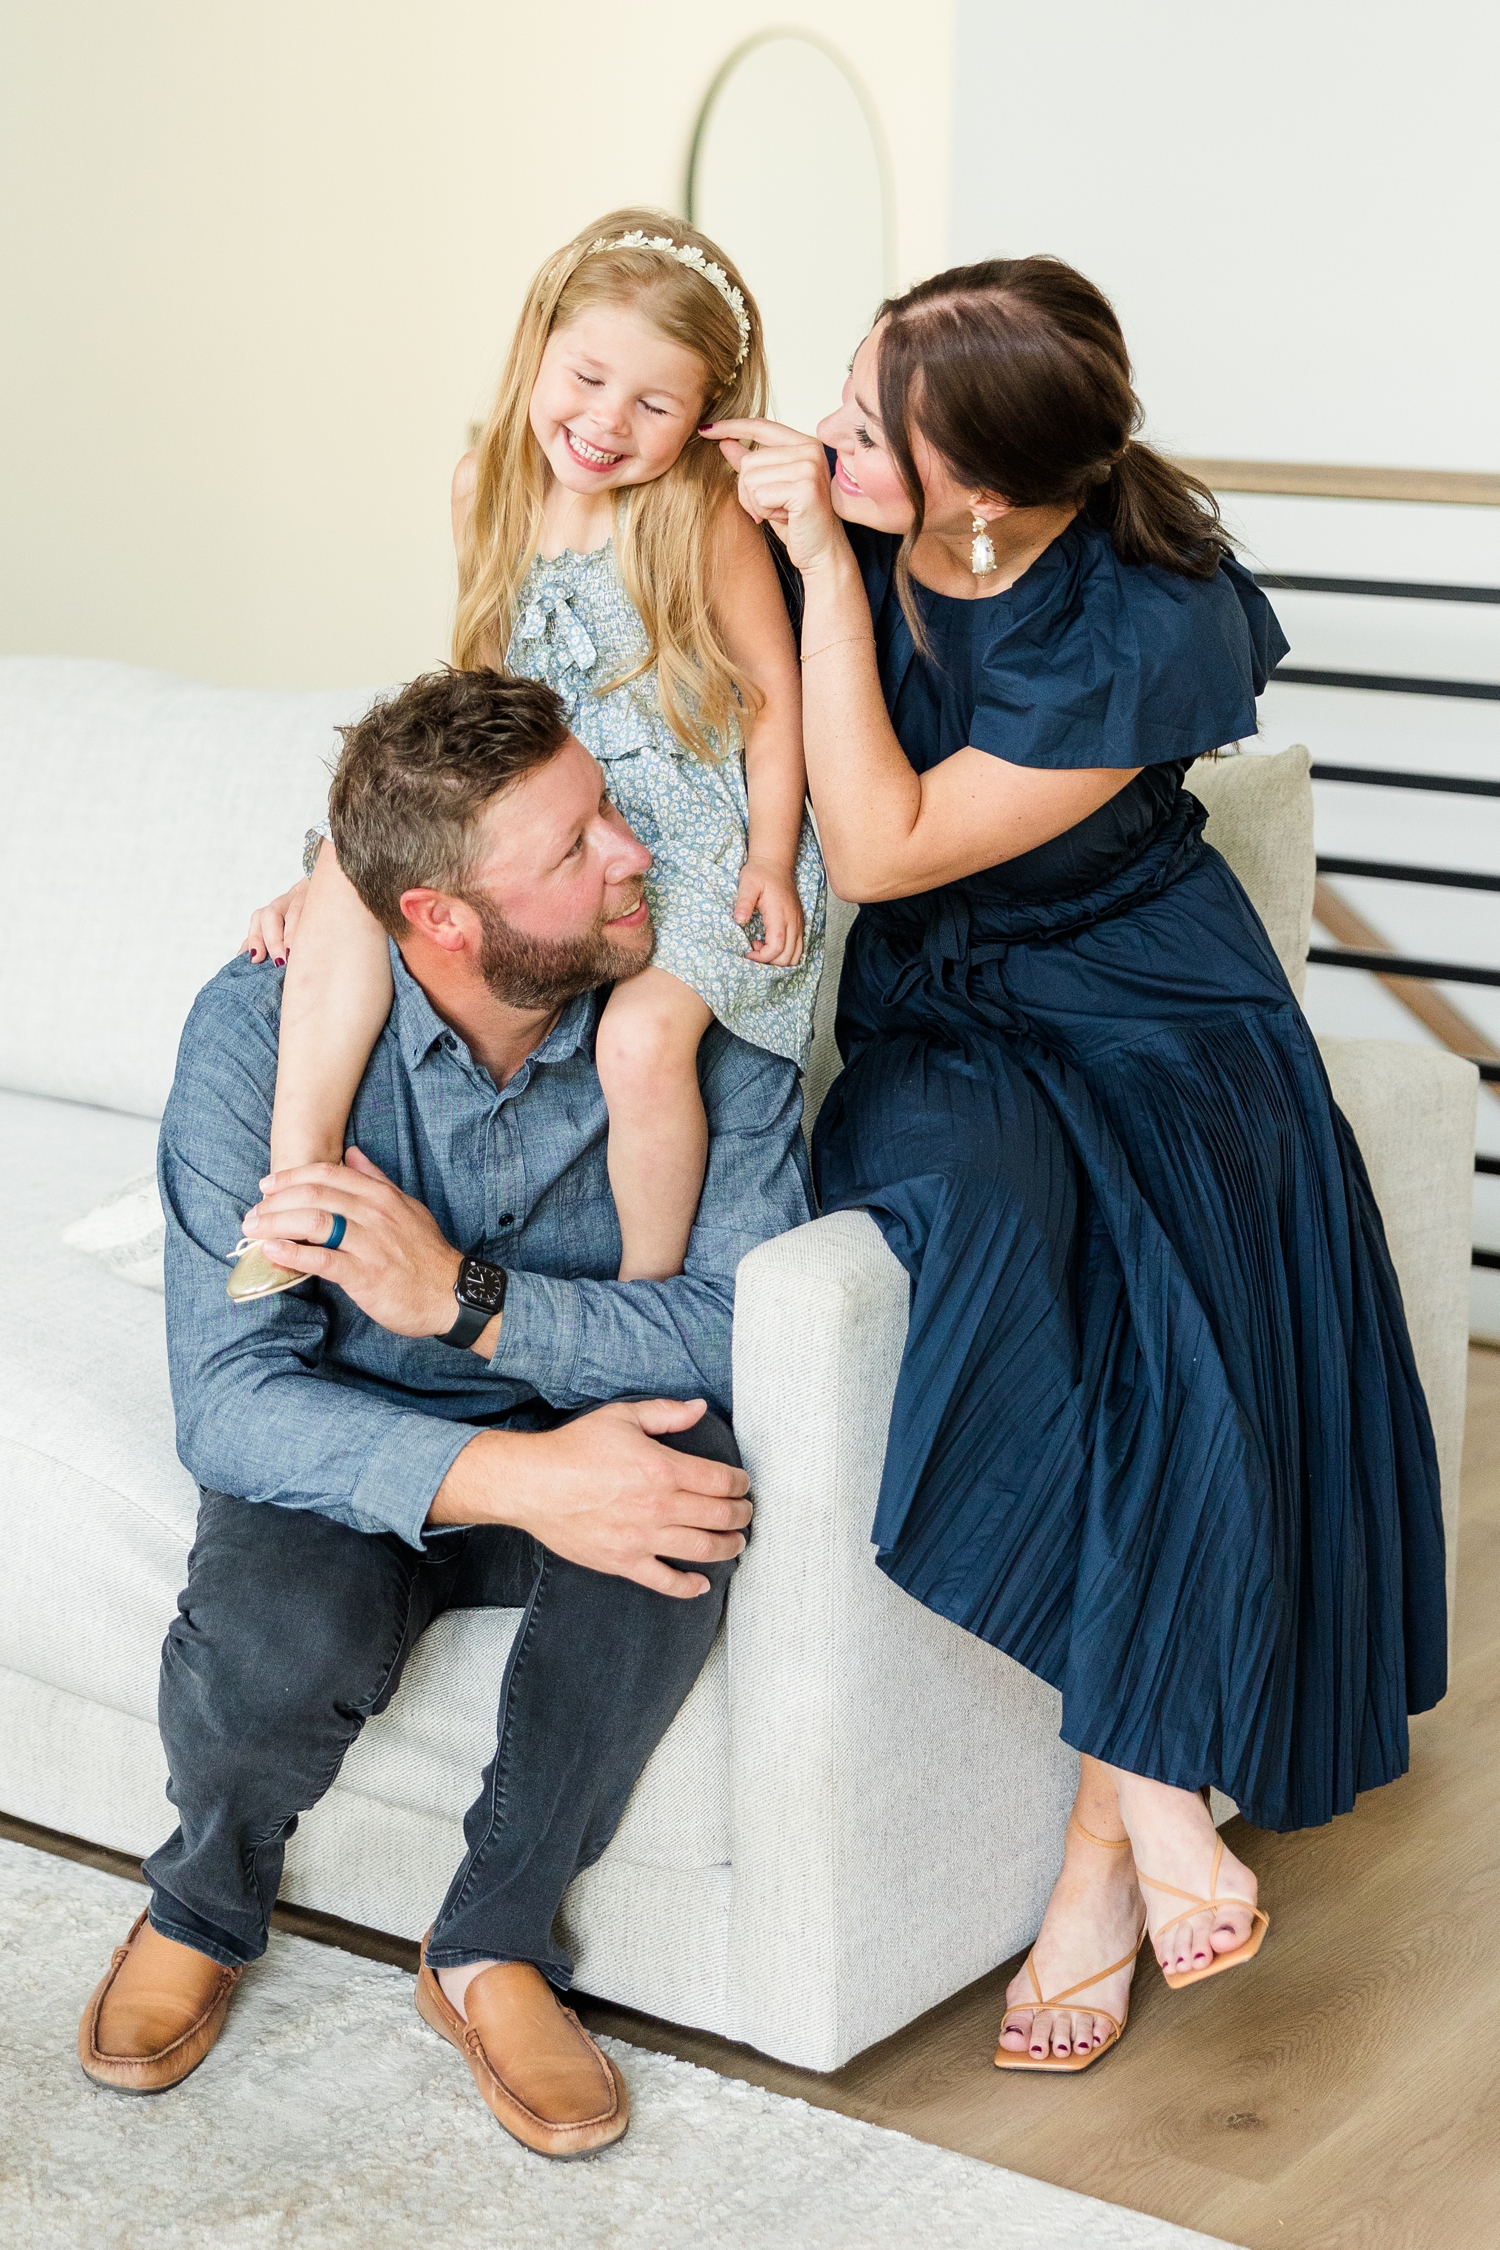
[{"x1": 0, "y1": 657, "x2": 1476, "y2": 2071}]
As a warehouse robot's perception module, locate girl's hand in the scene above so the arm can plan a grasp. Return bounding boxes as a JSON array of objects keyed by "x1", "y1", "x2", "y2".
[
  {"x1": 240, "y1": 878, "x2": 310, "y2": 966},
  {"x1": 735, "y1": 857, "x2": 805, "y2": 967},
  {"x1": 701, "y1": 418, "x2": 847, "y2": 579}
]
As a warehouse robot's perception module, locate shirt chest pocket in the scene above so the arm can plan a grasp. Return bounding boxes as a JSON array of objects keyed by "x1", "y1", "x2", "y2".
[
  {"x1": 533, "y1": 1203, "x2": 621, "y2": 1283},
  {"x1": 524, "y1": 1146, "x2": 620, "y2": 1277}
]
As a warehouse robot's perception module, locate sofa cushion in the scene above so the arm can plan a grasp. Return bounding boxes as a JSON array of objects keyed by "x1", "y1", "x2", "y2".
[
  {"x1": 0, "y1": 658, "x2": 378, "y2": 1118},
  {"x1": 61, "y1": 1170, "x2": 165, "y2": 1290},
  {"x1": 1189, "y1": 743, "x2": 1314, "y2": 999},
  {"x1": 0, "y1": 1087, "x2": 729, "y2": 1870}
]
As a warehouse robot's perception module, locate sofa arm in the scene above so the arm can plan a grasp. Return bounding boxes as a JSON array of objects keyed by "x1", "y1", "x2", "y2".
[
  {"x1": 1318, "y1": 1036, "x2": 1477, "y2": 1630},
  {"x1": 723, "y1": 1043, "x2": 1474, "y2": 2069},
  {"x1": 1190, "y1": 744, "x2": 1314, "y2": 1001},
  {"x1": 726, "y1": 1211, "x2": 1077, "y2": 2070}
]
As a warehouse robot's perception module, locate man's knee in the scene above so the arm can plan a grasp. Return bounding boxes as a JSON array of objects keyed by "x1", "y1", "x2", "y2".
[
  {"x1": 654, "y1": 1406, "x2": 741, "y2": 1472},
  {"x1": 162, "y1": 1492, "x2": 410, "y2": 1758},
  {"x1": 654, "y1": 1409, "x2": 743, "y2": 1592},
  {"x1": 559, "y1": 1402, "x2": 740, "y2": 1471},
  {"x1": 163, "y1": 1592, "x2": 374, "y2": 1749}
]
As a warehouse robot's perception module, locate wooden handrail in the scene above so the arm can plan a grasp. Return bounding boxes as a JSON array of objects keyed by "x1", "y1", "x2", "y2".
[
  {"x1": 1312, "y1": 879, "x2": 1500, "y2": 1099},
  {"x1": 1174, "y1": 459, "x2": 1500, "y2": 507}
]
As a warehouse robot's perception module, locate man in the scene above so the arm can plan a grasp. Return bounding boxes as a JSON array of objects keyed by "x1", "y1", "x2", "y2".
[{"x1": 77, "y1": 668, "x2": 812, "y2": 2156}]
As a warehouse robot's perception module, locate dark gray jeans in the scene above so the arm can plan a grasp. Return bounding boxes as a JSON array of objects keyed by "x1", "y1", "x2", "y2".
[{"x1": 143, "y1": 1408, "x2": 740, "y2": 1982}]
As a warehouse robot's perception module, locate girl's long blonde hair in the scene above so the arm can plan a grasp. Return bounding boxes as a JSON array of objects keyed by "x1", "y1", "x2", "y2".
[{"x1": 453, "y1": 208, "x2": 769, "y2": 761}]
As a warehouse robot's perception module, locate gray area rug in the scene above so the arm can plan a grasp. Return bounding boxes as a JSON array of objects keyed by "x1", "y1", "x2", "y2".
[{"x1": 0, "y1": 1840, "x2": 1239, "y2": 2249}]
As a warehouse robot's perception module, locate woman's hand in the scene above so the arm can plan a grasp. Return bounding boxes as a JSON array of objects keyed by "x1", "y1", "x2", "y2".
[
  {"x1": 701, "y1": 418, "x2": 847, "y2": 578},
  {"x1": 734, "y1": 856, "x2": 806, "y2": 966},
  {"x1": 240, "y1": 878, "x2": 310, "y2": 966}
]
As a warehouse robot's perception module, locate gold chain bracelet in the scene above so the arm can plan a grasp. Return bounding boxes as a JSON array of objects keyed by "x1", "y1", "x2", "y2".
[{"x1": 800, "y1": 635, "x2": 876, "y2": 664}]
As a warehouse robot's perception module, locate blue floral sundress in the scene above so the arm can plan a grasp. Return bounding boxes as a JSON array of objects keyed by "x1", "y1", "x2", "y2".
[{"x1": 508, "y1": 540, "x2": 825, "y2": 1068}]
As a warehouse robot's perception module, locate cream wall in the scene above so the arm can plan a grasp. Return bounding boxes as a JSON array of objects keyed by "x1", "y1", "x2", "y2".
[{"x1": 1, "y1": 2, "x2": 953, "y2": 689}]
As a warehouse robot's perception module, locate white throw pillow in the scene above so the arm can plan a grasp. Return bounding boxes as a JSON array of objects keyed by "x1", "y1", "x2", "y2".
[{"x1": 62, "y1": 1171, "x2": 165, "y2": 1293}]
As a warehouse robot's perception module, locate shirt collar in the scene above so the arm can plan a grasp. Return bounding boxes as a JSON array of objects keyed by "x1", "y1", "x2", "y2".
[{"x1": 388, "y1": 944, "x2": 598, "y2": 1081}]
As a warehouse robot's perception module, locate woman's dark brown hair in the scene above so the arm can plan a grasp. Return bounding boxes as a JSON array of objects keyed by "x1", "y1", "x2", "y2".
[{"x1": 875, "y1": 255, "x2": 1232, "y2": 645}]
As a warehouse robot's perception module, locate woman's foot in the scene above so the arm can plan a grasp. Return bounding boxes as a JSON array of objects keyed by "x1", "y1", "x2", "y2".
[
  {"x1": 997, "y1": 1817, "x2": 1144, "y2": 2063},
  {"x1": 1111, "y1": 1770, "x2": 1260, "y2": 1981}
]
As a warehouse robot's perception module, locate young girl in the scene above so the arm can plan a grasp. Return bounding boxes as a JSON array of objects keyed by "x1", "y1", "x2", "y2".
[{"x1": 234, "y1": 209, "x2": 824, "y2": 1295}]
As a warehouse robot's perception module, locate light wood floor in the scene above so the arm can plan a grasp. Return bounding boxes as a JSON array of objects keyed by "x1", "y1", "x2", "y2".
[
  {"x1": 8, "y1": 1348, "x2": 1497, "y2": 2248},
  {"x1": 579, "y1": 1348, "x2": 1500, "y2": 2250}
]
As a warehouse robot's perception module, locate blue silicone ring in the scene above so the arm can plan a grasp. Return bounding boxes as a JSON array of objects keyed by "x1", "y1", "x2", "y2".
[{"x1": 324, "y1": 1212, "x2": 347, "y2": 1251}]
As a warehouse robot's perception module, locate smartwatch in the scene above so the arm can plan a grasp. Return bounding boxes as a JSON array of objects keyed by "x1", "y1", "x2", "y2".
[{"x1": 435, "y1": 1254, "x2": 509, "y2": 1349}]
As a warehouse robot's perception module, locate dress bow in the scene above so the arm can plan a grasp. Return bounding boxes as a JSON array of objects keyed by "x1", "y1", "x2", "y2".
[{"x1": 515, "y1": 586, "x2": 598, "y2": 676}]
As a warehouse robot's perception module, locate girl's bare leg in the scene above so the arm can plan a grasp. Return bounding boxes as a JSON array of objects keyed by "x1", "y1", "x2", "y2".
[
  {"x1": 595, "y1": 968, "x2": 714, "y2": 1282},
  {"x1": 268, "y1": 850, "x2": 393, "y2": 1178},
  {"x1": 997, "y1": 1755, "x2": 1143, "y2": 2062}
]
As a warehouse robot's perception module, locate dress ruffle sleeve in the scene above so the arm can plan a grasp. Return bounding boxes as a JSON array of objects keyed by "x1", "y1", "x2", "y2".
[{"x1": 966, "y1": 524, "x2": 1289, "y2": 771}]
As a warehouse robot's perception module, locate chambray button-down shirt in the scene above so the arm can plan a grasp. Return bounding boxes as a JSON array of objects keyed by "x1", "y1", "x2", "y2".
[{"x1": 160, "y1": 947, "x2": 813, "y2": 1550}]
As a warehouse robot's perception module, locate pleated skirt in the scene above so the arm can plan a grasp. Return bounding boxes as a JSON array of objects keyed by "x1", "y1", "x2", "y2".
[{"x1": 813, "y1": 835, "x2": 1447, "y2": 1833}]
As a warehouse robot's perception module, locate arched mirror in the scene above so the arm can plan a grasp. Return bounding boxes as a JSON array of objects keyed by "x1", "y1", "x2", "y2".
[{"x1": 688, "y1": 33, "x2": 892, "y2": 438}]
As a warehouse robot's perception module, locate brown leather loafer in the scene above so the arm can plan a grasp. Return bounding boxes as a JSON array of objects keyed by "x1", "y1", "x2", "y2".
[
  {"x1": 78, "y1": 1909, "x2": 243, "y2": 2094},
  {"x1": 414, "y1": 1937, "x2": 628, "y2": 2158}
]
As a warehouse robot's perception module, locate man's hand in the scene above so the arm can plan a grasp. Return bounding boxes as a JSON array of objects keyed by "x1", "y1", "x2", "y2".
[
  {"x1": 242, "y1": 1147, "x2": 462, "y2": 1338},
  {"x1": 430, "y1": 1398, "x2": 752, "y2": 1599}
]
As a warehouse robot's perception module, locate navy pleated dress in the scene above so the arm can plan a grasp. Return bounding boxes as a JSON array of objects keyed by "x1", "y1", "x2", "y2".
[{"x1": 812, "y1": 515, "x2": 1448, "y2": 1834}]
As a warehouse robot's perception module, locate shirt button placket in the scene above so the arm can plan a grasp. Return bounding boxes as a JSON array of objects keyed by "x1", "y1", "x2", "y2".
[{"x1": 494, "y1": 1101, "x2": 520, "y2": 1257}]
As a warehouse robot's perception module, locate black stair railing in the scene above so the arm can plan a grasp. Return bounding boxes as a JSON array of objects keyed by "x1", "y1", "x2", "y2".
[{"x1": 1254, "y1": 570, "x2": 1500, "y2": 1274}]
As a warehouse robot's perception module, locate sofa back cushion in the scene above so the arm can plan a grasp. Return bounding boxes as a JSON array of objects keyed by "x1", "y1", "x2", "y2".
[
  {"x1": 0, "y1": 658, "x2": 379, "y2": 1118},
  {"x1": 1189, "y1": 744, "x2": 1314, "y2": 1000},
  {"x1": 2, "y1": 655, "x2": 1312, "y2": 1127}
]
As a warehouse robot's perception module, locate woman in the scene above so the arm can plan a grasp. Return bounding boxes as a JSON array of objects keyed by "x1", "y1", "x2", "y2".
[{"x1": 704, "y1": 257, "x2": 1447, "y2": 2072}]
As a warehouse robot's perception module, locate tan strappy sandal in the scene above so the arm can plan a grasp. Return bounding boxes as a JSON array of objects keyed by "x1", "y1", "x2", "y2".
[
  {"x1": 994, "y1": 1817, "x2": 1147, "y2": 2074},
  {"x1": 1137, "y1": 1832, "x2": 1270, "y2": 1990}
]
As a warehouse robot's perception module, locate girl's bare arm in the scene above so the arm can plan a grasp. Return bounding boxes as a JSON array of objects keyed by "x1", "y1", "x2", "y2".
[
  {"x1": 266, "y1": 846, "x2": 394, "y2": 1177},
  {"x1": 707, "y1": 500, "x2": 808, "y2": 964}
]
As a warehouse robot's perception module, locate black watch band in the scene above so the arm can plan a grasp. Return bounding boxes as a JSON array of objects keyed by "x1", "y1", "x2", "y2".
[{"x1": 435, "y1": 1255, "x2": 509, "y2": 1349}]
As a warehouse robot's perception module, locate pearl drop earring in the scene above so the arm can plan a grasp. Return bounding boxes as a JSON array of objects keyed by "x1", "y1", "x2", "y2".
[{"x1": 970, "y1": 509, "x2": 996, "y2": 577}]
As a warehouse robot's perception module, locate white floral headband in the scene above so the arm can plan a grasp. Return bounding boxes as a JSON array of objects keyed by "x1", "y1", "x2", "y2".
[{"x1": 589, "y1": 230, "x2": 751, "y2": 367}]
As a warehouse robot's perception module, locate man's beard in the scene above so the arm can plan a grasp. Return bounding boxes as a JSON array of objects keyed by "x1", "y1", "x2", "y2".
[{"x1": 466, "y1": 889, "x2": 652, "y2": 1011}]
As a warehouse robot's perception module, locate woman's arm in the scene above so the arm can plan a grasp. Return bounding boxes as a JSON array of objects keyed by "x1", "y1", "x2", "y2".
[
  {"x1": 706, "y1": 498, "x2": 808, "y2": 964},
  {"x1": 707, "y1": 420, "x2": 1138, "y2": 904}
]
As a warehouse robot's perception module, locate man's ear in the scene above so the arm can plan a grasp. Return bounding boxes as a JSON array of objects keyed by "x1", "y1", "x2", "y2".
[{"x1": 399, "y1": 889, "x2": 479, "y2": 953}]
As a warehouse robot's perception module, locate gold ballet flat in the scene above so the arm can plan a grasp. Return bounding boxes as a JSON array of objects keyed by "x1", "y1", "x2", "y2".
[{"x1": 226, "y1": 1238, "x2": 308, "y2": 1303}]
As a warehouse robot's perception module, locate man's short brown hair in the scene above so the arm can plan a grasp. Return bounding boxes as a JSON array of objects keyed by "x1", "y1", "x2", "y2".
[{"x1": 327, "y1": 668, "x2": 570, "y2": 933}]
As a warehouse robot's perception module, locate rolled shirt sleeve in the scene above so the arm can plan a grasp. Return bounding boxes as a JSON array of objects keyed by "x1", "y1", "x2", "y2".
[
  {"x1": 159, "y1": 965, "x2": 812, "y2": 1548},
  {"x1": 160, "y1": 980, "x2": 476, "y2": 1549},
  {"x1": 486, "y1": 1029, "x2": 813, "y2": 1415}
]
